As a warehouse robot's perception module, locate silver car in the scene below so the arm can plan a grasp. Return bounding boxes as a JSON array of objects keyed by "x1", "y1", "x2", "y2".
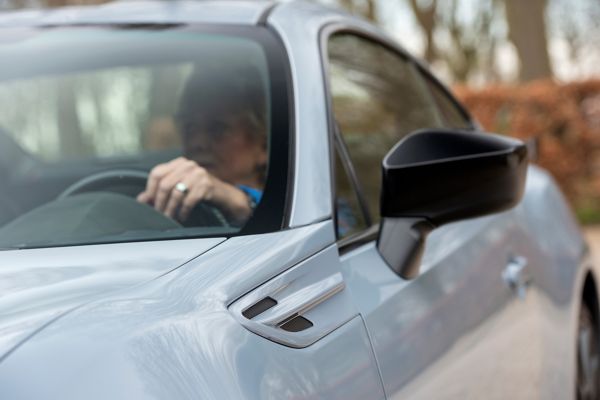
[{"x1": 0, "y1": 1, "x2": 596, "y2": 399}]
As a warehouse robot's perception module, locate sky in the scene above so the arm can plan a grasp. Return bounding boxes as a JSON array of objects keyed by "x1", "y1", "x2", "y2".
[
  {"x1": 0, "y1": 0, "x2": 598, "y2": 83},
  {"x1": 319, "y1": 0, "x2": 600, "y2": 84}
]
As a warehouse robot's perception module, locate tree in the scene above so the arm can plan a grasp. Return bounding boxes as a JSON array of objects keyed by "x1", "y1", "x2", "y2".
[
  {"x1": 406, "y1": 0, "x2": 503, "y2": 83},
  {"x1": 436, "y1": 0, "x2": 502, "y2": 83},
  {"x1": 548, "y1": 0, "x2": 600, "y2": 78},
  {"x1": 406, "y1": 0, "x2": 436, "y2": 63},
  {"x1": 504, "y1": 0, "x2": 553, "y2": 81},
  {"x1": 337, "y1": 0, "x2": 377, "y2": 23}
]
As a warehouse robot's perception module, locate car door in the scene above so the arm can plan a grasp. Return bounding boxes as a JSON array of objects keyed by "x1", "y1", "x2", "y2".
[{"x1": 323, "y1": 30, "x2": 543, "y2": 399}]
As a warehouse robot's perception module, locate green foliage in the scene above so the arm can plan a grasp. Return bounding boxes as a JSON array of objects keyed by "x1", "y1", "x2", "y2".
[{"x1": 575, "y1": 203, "x2": 600, "y2": 226}]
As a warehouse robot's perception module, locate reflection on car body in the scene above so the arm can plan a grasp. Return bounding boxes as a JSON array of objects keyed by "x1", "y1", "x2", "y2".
[{"x1": 0, "y1": 2, "x2": 596, "y2": 400}]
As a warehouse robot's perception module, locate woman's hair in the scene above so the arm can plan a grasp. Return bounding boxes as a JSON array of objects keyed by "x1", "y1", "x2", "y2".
[{"x1": 176, "y1": 63, "x2": 267, "y2": 142}]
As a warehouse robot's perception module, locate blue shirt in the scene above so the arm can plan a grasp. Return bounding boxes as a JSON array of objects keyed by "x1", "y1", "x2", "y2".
[{"x1": 237, "y1": 185, "x2": 262, "y2": 207}]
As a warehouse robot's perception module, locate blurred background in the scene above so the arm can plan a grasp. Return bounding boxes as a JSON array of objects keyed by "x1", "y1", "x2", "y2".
[
  {"x1": 1, "y1": 0, "x2": 599, "y2": 224},
  {"x1": 317, "y1": 0, "x2": 600, "y2": 226}
]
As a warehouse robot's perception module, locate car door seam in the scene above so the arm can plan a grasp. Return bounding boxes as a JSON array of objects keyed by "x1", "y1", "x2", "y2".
[{"x1": 358, "y1": 313, "x2": 389, "y2": 399}]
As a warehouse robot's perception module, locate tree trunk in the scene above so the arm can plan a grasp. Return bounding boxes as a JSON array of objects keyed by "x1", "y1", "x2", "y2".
[
  {"x1": 56, "y1": 79, "x2": 89, "y2": 157},
  {"x1": 504, "y1": 0, "x2": 553, "y2": 81},
  {"x1": 364, "y1": 0, "x2": 377, "y2": 23},
  {"x1": 338, "y1": 0, "x2": 377, "y2": 23},
  {"x1": 408, "y1": 0, "x2": 437, "y2": 63}
]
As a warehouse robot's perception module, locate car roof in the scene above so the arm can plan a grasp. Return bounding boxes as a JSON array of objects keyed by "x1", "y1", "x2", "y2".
[{"x1": 0, "y1": 0, "x2": 277, "y2": 27}]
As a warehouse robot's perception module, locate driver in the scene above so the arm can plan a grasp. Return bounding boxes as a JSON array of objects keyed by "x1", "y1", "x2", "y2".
[{"x1": 137, "y1": 64, "x2": 268, "y2": 226}]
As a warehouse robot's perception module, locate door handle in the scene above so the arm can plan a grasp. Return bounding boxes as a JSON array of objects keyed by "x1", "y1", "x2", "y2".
[{"x1": 502, "y1": 255, "x2": 531, "y2": 299}]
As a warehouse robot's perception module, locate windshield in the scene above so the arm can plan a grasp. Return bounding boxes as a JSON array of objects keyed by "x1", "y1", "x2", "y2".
[{"x1": 0, "y1": 25, "x2": 290, "y2": 249}]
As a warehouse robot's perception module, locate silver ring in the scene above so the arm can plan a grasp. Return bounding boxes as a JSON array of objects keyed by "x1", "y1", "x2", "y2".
[{"x1": 175, "y1": 182, "x2": 188, "y2": 194}]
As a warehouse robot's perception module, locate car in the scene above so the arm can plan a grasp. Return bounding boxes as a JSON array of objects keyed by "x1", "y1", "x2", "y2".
[{"x1": 0, "y1": 1, "x2": 596, "y2": 399}]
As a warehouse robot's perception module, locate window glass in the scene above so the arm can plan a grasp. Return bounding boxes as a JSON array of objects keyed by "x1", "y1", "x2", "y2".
[
  {"x1": 0, "y1": 27, "x2": 289, "y2": 249},
  {"x1": 334, "y1": 150, "x2": 368, "y2": 238},
  {"x1": 328, "y1": 34, "x2": 445, "y2": 223},
  {"x1": 422, "y1": 75, "x2": 472, "y2": 129},
  {"x1": 0, "y1": 65, "x2": 190, "y2": 161}
]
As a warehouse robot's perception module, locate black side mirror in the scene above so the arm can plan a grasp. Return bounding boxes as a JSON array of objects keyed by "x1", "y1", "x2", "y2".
[{"x1": 377, "y1": 128, "x2": 528, "y2": 279}]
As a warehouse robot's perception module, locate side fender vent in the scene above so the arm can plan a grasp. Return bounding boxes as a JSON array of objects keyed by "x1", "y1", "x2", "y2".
[
  {"x1": 280, "y1": 315, "x2": 313, "y2": 332},
  {"x1": 242, "y1": 296, "x2": 277, "y2": 319},
  {"x1": 228, "y1": 246, "x2": 358, "y2": 348}
]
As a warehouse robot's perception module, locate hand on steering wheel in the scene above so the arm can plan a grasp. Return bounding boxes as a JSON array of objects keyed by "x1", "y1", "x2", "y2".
[
  {"x1": 59, "y1": 169, "x2": 149, "y2": 199},
  {"x1": 58, "y1": 166, "x2": 230, "y2": 228},
  {"x1": 137, "y1": 157, "x2": 252, "y2": 224}
]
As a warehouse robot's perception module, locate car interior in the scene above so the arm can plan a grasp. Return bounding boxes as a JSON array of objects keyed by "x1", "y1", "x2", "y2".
[
  {"x1": 0, "y1": 27, "x2": 276, "y2": 249},
  {"x1": 0, "y1": 126, "x2": 237, "y2": 248}
]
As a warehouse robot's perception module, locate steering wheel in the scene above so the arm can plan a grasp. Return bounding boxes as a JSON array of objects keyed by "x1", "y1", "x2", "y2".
[{"x1": 58, "y1": 169, "x2": 229, "y2": 227}]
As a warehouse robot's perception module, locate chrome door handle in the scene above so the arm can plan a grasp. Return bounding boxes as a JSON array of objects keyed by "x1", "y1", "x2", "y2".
[{"x1": 502, "y1": 255, "x2": 531, "y2": 299}]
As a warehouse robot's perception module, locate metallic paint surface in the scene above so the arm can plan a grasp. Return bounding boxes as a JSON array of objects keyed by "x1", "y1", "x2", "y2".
[
  {"x1": 0, "y1": 2, "x2": 591, "y2": 398},
  {"x1": 0, "y1": 238, "x2": 224, "y2": 361},
  {"x1": 0, "y1": 1, "x2": 274, "y2": 27},
  {"x1": 516, "y1": 166, "x2": 586, "y2": 398},
  {"x1": 268, "y1": 2, "x2": 341, "y2": 227},
  {"x1": 0, "y1": 222, "x2": 385, "y2": 399},
  {"x1": 339, "y1": 166, "x2": 587, "y2": 399}
]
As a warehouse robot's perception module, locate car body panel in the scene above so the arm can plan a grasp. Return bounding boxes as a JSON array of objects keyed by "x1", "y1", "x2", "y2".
[
  {"x1": 0, "y1": 222, "x2": 385, "y2": 399},
  {"x1": 268, "y1": 2, "x2": 341, "y2": 227},
  {"x1": 517, "y1": 166, "x2": 587, "y2": 398},
  {"x1": 340, "y1": 165, "x2": 587, "y2": 399},
  {"x1": 0, "y1": 237, "x2": 224, "y2": 361},
  {"x1": 0, "y1": 315, "x2": 384, "y2": 400},
  {"x1": 0, "y1": 1, "x2": 274, "y2": 27},
  {"x1": 0, "y1": 2, "x2": 593, "y2": 399}
]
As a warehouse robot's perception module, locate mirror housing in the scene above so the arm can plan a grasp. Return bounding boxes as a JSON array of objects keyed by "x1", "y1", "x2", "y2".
[{"x1": 377, "y1": 129, "x2": 528, "y2": 279}]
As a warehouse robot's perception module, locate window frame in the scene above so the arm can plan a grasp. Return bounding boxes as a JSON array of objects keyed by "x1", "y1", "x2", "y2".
[
  {"x1": 416, "y1": 67, "x2": 476, "y2": 130},
  {"x1": 319, "y1": 23, "x2": 475, "y2": 252},
  {"x1": 319, "y1": 24, "x2": 401, "y2": 250},
  {"x1": 332, "y1": 124, "x2": 372, "y2": 240}
]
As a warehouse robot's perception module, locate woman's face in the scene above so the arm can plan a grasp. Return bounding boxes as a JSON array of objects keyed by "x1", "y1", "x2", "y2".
[{"x1": 181, "y1": 115, "x2": 267, "y2": 186}]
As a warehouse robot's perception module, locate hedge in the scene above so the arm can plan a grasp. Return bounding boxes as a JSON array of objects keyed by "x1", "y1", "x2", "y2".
[{"x1": 454, "y1": 79, "x2": 600, "y2": 223}]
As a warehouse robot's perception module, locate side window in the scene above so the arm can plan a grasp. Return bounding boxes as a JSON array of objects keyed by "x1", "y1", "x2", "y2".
[
  {"x1": 334, "y1": 148, "x2": 368, "y2": 238},
  {"x1": 421, "y1": 73, "x2": 473, "y2": 129},
  {"x1": 327, "y1": 33, "x2": 445, "y2": 224}
]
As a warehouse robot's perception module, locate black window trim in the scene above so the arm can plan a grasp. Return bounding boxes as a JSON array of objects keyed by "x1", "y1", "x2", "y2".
[
  {"x1": 319, "y1": 23, "x2": 397, "y2": 251},
  {"x1": 333, "y1": 123, "x2": 373, "y2": 227},
  {"x1": 319, "y1": 23, "x2": 365, "y2": 247},
  {"x1": 319, "y1": 22, "x2": 476, "y2": 253},
  {"x1": 321, "y1": 22, "x2": 475, "y2": 130},
  {"x1": 319, "y1": 23, "x2": 410, "y2": 251},
  {"x1": 237, "y1": 23, "x2": 296, "y2": 235},
  {"x1": 416, "y1": 66, "x2": 476, "y2": 130}
]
